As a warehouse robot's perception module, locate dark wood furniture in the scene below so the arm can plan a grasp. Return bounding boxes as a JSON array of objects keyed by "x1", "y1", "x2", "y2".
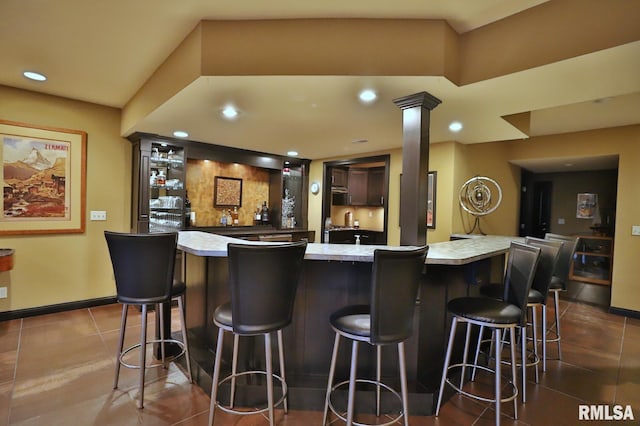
[{"x1": 179, "y1": 234, "x2": 511, "y2": 416}]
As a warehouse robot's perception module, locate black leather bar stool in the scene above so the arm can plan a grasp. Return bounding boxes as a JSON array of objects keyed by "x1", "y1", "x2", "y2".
[
  {"x1": 208, "y1": 241, "x2": 307, "y2": 426},
  {"x1": 544, "y1": 233, "x2": 579, "y2": 362},
  {"x1": 322, "y1": 245, "x2": 428, "y2": 426},
  {"x1": 474, "y1": 237, "x2": 561, "y2": 401},
  {"x1": 436, "y1": 242, "x2": 540, "y2": 426},
  {"x1": 104, "y1": 231, "x2": 192, "y2": 409}
]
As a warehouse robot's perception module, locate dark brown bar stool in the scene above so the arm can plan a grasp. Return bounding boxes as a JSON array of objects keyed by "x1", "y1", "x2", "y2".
[
  {"x1": 208, "y1": 241, "x2": 307, "y2": 426},
  {"x1": 322, "y1": 245, "x2": 428, "y2": 426},
  {"x1": 436, "y1": 242, "x2": 540, "y2": 426},
  {"x1": 104, "y1": 231, "x2": 192, "y2": 409},
  {"x1": 474, "y1": 236, "x2": 561, "y2": 402},
  {"x1": 544, "y1": 233, "x2": 579, "y2": 362}
]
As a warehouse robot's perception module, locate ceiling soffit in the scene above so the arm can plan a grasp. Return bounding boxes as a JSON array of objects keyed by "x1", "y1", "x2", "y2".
[{"x1": 122, "y1": 12, "x2": 639, "y2": 142}]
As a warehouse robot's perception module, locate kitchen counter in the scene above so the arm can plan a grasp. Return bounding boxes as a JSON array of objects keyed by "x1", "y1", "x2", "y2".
[
  {"x1": 178, "y1": 231, "x2": 516, "y2": 264},
  {"x1": 179, "y1": 231, "x2": 519, "y2": 415}
]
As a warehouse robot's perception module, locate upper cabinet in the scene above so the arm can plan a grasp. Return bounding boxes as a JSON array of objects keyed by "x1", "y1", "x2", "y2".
[
  {"x1": 347, "y1": 169, "x2": 368, "y2": 205},
  {"x1": 331, "y1": 168, "x2": 348, "y2": 188},
  {"x1": 367, "y1": 167, "x2": 385, "y2": 206},
  {"x1": 331, "y1": 166, "x2": 385, "y2": 207}
]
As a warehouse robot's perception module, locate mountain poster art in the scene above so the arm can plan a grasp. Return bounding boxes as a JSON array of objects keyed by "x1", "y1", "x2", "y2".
[{"x1": 3, "y1": 134, "x2": 70, "y2": 220}]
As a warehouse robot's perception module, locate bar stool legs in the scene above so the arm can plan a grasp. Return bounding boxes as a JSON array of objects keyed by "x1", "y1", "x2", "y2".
[
  {"x1": 322, "y1": 334, "x2": 410, "y2": 426},
  {"x1": 208, "y1": 328, "x2": 288, "y2": 426},
  {"x1": 548, "y1": 289, "x2": 563, "y2": 361},
  {"x1": 113, "y1": 298, "x2": 192, "y2": 409},
  {"x1": 436, "y1": 318, "x2": 519, "y2": 426}
]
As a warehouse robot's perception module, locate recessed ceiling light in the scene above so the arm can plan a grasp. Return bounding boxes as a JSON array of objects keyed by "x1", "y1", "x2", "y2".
[
  {"x1": 449, "y1": 121, "x2": 463, "y2": 132},
  {"x1": 359, "y1": 89, "x2": 377, "y2": 103},
  {"x1": 173, "y1": 130, "x2": 189, "y2": 138},
  {"x1": 23, "y1": 71, "x2": 47, "y2": 82},
  {"x1": 221, "y1": 105, "x2": 239, "y2": 120},
  {"x1": 287, "y1": 151, "x2": 299, "y2": 157}
]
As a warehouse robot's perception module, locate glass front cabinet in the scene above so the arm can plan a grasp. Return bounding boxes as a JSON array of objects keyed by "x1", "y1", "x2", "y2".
[
  {"x1": 130, "y1": 135, "x2": 187, "y2": 233},
  {"x1": 569, "y1": 235, "x2": 614, "y2": 285}
]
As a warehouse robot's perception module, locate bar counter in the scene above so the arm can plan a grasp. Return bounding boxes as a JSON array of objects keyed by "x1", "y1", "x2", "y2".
[{"x1": 178, "y1": 231, "x2": 517, "y2": 415}]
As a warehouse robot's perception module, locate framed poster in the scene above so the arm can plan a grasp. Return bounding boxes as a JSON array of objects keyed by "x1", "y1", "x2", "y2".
[
  {"x1": 427, "y1": 171, "x2": 437, "y2": 229},
  {"x1": 0, "y1": 120, "x2": 87, "y2": 235},
  {"x1": 576, "y1": 193, "x2": 597, "y2": 219},
  {"x1": 214, "y1": 176, "x2": 242, "y2": 207}
]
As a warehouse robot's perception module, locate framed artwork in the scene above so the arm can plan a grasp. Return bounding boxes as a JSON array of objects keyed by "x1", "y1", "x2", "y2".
[
  {"x1": 427, "y1": 171, "x2": 437, "y2": 229},
  {"x1": 214, "y1": 176, "x2": 242, "y2": 207},
  {"x1": 576, "y1": 193, "x2": 597, "y2": 219},
  {"x1": 0, "y1": 120, "x2": 87, "y2": 235}
]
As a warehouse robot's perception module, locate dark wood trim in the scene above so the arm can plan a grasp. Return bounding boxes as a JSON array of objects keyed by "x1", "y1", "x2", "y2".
[
  {"x1": 609, "y1": 306, "x2": 640, "y2": 319},
  {"x1": 0, "y1": 296, "x2": 117, "y2": 321}
]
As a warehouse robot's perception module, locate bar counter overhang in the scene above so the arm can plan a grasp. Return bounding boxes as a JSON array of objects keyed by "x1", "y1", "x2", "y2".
[{"x1": 178, "y1": 231, "x2": 518, "y2": 415}]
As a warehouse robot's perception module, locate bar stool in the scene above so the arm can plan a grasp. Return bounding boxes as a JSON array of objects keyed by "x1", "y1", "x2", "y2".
[
  {"x1": 544, "y1": 233, "x2": 579, "y2": 362},
  {"x1": 208, "y1": 241, "x2": 307, "y2": 426},
  {"x1": 436, "y1": 242, "x2": 540, "y2": 426},
  {"x1": 104, "y1": 231, "x2": 192, "y2": 409},
  {"x1": 474, "y1": 237, "x2": 561, "y2": 401},
  {"x1": 322, "y1": 245, "x2": 428, "y2": 426}
]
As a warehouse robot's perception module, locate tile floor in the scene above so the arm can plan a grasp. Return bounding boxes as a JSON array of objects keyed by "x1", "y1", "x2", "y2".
[{"x1": 0, "y1": 281, "x2": 638, "y2": 425}]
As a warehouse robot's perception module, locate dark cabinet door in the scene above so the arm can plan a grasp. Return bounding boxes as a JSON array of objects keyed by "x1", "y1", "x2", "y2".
[
  {"x1": 367, "y1": 167, "x2": 385, "y2": 206},
  {"x1": 348, "y1": 169, "x2": 368, "y2": 205},
  {"x1": 332, "y1": 168, "x2": 348, "y2": 187}
]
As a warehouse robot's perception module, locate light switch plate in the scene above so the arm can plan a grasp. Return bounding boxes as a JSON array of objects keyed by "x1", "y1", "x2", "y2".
[
  {"x1": 632, "y1": 225, "x2": 640, "y2": 236},
  {"x1": 90, "y1": 211, "x2": 107, "y2": 221},
  {"x1": 0, "y1": 287, "x2": 7, "y2": 299}
]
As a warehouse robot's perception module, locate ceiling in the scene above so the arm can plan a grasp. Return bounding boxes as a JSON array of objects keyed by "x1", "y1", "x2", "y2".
[{"x1": 1, "y1": 0, "x2": 639, "y2": 172}]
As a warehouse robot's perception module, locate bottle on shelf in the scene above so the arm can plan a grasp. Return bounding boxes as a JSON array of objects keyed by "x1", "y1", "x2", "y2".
[
  {"x1": 260, "y1": 201, "x2": 269, "y2": 225},
  {"x1": 184, "y1": 191, "x2": 191, "y2": 228},
  {"x1": 254, "y1": 206, "x2": 262, "y2": 225},
  {"x1": 220, "y1": 210, "x2": 227, "y2": 226},
  {"x1": 232, "y1": 206, "x2": 239, "y2": 226}
]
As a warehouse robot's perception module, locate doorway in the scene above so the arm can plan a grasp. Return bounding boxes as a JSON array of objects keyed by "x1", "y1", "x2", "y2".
[{"x1": 321, "y1": 155, "x2": 390, "y2": 244}]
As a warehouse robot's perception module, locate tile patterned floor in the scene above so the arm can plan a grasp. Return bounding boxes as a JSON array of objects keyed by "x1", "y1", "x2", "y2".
[{"x1": 0, "y1": 281, "x2": 638, "y2": 425}]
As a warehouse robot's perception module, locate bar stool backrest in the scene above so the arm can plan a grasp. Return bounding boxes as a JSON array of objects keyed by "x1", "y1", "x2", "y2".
[
  {"x1": 105, "y1": 231, "x2": 178, "y2": 305},
  {"x1": 227, "y1": 241, "x2": 307, "y2": 335},
  {"x1": 524, "y1": 236, "x2": 563, "y2": 300},
  {"x1": 503, "y1": 242, "x2": 541, "y2": 327},
  {"x1": 370, "y1": 245, "x2": 429, "y2": 345},
  {"x1": 544, "y1": 233, "x2": 579, "y2": 290}
]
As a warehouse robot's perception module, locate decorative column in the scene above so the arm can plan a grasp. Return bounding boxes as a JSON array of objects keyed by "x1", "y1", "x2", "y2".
[{"x1": 393, "y1": 92, "x2": 441, "y2": 246}]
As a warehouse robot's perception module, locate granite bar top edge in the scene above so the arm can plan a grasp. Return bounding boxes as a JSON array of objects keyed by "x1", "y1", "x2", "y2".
[{"x1": 178, "y1": 231, "x2": 520, "y2": 265}]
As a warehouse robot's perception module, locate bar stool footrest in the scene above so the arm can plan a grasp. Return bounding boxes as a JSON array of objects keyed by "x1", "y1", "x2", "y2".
[
  {"x1": 445, "y1": 362, "x2": 518, "y2": 404},
  {"x1": 119, "y1": 338, "x2": 186, "y2": 369},
  {"x1": 327, "y1": 378, "x2": 403, "y2": 426},
  {"x1": 214, "y1": 370, "x2": 287, "y2": 416}
]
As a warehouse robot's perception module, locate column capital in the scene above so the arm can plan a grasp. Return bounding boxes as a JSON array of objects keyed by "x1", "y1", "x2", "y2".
[{"x1": 393, "y1": 91, "x2": 442, "y2": 111}]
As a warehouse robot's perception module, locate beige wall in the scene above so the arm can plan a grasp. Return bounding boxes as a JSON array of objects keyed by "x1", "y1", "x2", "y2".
[{"x1": 0, "y1": 85, "x2": 131, "y2": 312}]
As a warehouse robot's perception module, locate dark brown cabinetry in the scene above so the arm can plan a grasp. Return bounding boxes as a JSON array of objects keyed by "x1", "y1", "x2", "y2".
[
  {"x1": 130, "y1": 132, "x2": 310, "y2": 233},
  {"x1": 347, "y1": 169, "x2": 368, "y2": 205},
  {"x1": 331, "y1": 168, "x2": 348, "y2": 188},
  {"x1": 130, "y1": 134, "x2": 187, "y2": 233},
  {"x1": 328, "y1": 229, "x2": 383, "y2": 244},
  {"x1": 332, "y1": 167, "x2": 385, "y2": 206},
  {"x1": 367, "y1": 167, "x2": 385, "y2": 206}
]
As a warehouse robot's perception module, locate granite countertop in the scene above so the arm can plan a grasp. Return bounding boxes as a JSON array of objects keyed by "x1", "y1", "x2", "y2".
[{"x1": 178, "y1": 231, "x2": 521, "y2": 265}]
